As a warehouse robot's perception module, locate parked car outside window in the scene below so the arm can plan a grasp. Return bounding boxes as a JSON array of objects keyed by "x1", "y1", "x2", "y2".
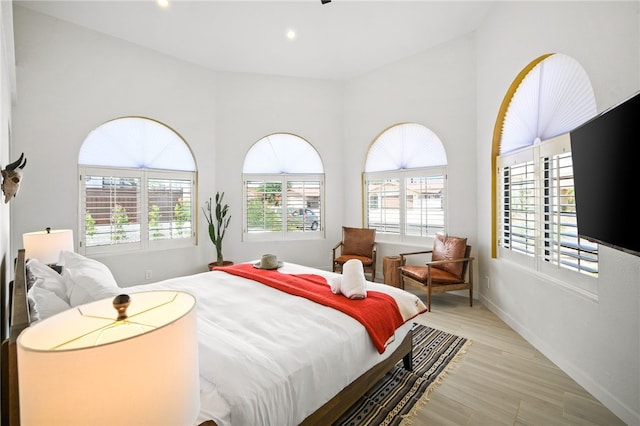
[{"x1": 288, "y1": 208, "x2": 319, "y2": 231}]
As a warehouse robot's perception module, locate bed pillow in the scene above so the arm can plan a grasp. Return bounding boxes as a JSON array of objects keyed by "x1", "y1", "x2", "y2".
[
  {"x1": 26, "y1": 258, "x2": 69, "y2": 303},
  {"x1": 27, "y1": 285, "x2": 71, "y2": 322},
  {"x1": 59, "y1": 251, "x2": 121, "y2": 306}
]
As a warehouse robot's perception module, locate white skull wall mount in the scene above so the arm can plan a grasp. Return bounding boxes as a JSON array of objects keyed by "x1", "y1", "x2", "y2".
[{"x1": 1, "y1": 153, "x2": 27, "y2": 203}]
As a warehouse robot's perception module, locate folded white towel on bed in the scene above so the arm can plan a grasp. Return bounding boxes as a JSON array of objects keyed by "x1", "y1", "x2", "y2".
[
  {"x1": 329, "y1": 276, "x2": 342, "y2": 294},
  {"x1": 340, "y1": 259, "x2": 368, "y2": 300}
]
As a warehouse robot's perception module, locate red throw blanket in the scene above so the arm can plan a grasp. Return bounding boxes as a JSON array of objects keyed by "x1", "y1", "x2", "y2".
[{"x1": 214, "y1": 263, "x2": 405, "y2": 354}]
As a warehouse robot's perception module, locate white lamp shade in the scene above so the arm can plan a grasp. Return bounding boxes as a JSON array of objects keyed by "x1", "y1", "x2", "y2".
[
  {"x1": 17, "y1": 291, "x2": 200, "y2": 426},
  {"x1": 23, "y1": 229, "x2": 74, "y2": 264}
]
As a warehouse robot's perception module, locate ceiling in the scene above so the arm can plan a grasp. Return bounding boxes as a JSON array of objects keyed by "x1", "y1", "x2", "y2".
[{"x1": 15, "y1": 0, "x2": 495, "y2": 81}]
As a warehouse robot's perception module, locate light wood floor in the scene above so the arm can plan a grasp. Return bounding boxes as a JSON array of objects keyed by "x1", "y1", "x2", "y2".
[{"x1": 407, "y1": 291, "x2": 626, "y2": 426}]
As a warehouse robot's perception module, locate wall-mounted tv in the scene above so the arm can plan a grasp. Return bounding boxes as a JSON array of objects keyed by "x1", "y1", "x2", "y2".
[{"x1": 570, "y1": 91, "x2": 640, "y2": 257}]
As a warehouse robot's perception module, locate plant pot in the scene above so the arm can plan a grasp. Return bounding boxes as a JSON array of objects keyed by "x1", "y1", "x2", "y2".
[{"x1": 208, "y1": 261, "x2": 234, "y2": 271}]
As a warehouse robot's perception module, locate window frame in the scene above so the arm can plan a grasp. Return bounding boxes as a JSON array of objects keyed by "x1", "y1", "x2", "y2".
[
  {"x1": 497, "y1": 134, "x2": 598, "y2": 296},
  {"x1": 79, "y1": 165, "x2": 196, "y2": 255},
  {"x1": 364, "y1": 166, "x2": 447, "y2": 244},
  {"x1": 242, "y1": 173, "x2": 325, "y2": 242}
]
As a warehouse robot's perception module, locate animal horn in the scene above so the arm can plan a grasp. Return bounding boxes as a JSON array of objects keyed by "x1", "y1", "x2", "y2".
[{"x1": 5, "y1": 153, "x2": 25, "y2": 171}]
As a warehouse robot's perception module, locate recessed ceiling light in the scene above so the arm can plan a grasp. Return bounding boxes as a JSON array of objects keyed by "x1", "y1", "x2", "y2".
[
  {"x1": 157, "y1": 0, "x2": 169, "y2": 8},
  {"x1": 286, "y1": 30, "x2": 296, "y2": 41}
]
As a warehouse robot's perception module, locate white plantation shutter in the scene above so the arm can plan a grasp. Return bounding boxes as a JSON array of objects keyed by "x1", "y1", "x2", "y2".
[
  {"x1": 405, "y1": 174, "x2": 445, "y2": 237},
  {"x1": 540, "y1": 145, "x2": 598, "y2": 276},
  {"x1": 147, "y1": 176, "x2": 193, "y2": 242},
  {"x1": 245, "y1": 179, "x2": 284, "y2": 234},
  {"x1": 366, "y1": 176, "x2": 401, "y2": 235},
  {"x1": 79, "y1": 117, "x2": 196, "y2": 254},
  {"x1": 496, "y1": 53, "x2": 598, "y2": 279},
  {"x1": 499, "y1": 158, "x2": 536, "y2": 256},
  {"x1": 82, "y1": 170, "x2": 142, "y2": 250},
  {"x1": 364, "y1": 123, "x2": 448, "y2": 242},
  {"x1": 243, "y1": 134, "x2": 324, "y2": 241}
]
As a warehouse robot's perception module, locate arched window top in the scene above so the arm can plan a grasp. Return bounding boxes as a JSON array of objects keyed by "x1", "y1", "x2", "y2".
[
  {"x1": 243, "y1": 133, "x2": 323, "y2": 174},
  {"x1": 500, "y1": 53, "x2": 597, "y2": 154},
  {"x1": 78, "y1": 117, "x2": 196, "y2": 171},
  {"x1": 365, "y1": 123, "x2": 447, "y2": 172}
]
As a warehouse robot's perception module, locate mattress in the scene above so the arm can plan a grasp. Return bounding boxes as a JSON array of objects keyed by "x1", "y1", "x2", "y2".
[{"x1": 124, "y1": 262, "x2": 423, "y2": 425}]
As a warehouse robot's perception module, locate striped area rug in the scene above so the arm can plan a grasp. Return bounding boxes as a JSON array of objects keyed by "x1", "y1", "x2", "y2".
[{"x1": 334, "y1": 323, "x2": 471, "y2": 426}]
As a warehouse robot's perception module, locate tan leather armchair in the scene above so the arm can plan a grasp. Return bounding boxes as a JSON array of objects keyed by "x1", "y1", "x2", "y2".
[
  {"x1": 332, "y1": 227, "x2": 377, "y2": 282},
  {"x1": 399, "y1": 233, "x2": 473, "y2": 311}
]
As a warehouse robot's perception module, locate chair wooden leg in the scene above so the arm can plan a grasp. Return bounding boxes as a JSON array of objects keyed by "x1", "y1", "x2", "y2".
[
  {"x1": 469, "y1": 264, "x2": 473, "y2": 307},
  {"x1": 427, "y1": 276, "x2": 432, "y2": 312}
]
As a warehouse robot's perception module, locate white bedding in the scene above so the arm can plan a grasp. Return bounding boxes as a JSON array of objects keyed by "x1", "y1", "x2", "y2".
[
  {"x1": 30, "y1": 254, "x2": 426, "y2": 426},
  {"x1": 126, "y1": 262, "x2": 425, "y2": 426}
]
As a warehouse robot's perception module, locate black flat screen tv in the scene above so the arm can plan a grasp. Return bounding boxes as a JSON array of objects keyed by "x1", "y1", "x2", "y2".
[{"x1": 570, "y1": 91, "x2": 640, "y2": 257}]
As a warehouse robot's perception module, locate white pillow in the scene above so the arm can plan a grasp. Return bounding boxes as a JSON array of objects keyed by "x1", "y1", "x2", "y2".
[
  {"x1": 28, "y1": 284, "x2": 72, "y2": 321},
  {"x1": 26, "y1": 258, "x2": 69, "y2": 303},
  {"x1": 59, "y1": 251, "x2": 121, "y2": 306}
]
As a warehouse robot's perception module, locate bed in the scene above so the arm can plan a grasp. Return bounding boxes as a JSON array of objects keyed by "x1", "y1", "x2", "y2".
[{"x1": 2, "y1": 249, "x2": 427, "y2": 425}]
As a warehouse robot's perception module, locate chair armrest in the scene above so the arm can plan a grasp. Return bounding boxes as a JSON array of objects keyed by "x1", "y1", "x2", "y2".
[
  {"x1": 332, "y1": 241, "x2": 343, "y2": 259},
  {"x1": 425, "y1": 257, "x2": 474, "y2": 267},
  {"x1": 399, "y1": 250, "x2": 433, "y2": 265},
  {"x1": 399, "y1": 250, "x2": 433, "y2": 257}
]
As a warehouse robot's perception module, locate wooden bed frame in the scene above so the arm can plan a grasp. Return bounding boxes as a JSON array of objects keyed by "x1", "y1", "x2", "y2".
[
  {"x1": 1, "y1": 249, "x2": 29, "y2": 426},
  {"x1": 1, "y1": 249, "x2": 413, "y2": 426}
]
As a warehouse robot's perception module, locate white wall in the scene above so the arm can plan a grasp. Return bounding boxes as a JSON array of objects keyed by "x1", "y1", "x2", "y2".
[
  {"x1": 11, "y1": 6, "x2": 346, "y2": 284},
  {"x1": 10, "y1": 7, "x2": 218, "y2": 284},
  {"x1": 211, "y1": 71, "x2": 344, "y2": 271},
  {"x1": 0, "y1": 0, "x2": 16, "y2": 338},
  {"x1": 343, "y1": 33, "x2": 479, "y2": 280},
  {"x1": 475, "y1": 2, "x2": 640, "y2": 424}
]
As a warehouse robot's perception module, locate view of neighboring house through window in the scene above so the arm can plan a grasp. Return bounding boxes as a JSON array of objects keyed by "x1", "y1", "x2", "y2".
[
  {"x1": 78, "y1": 117, "x2": 196, "y2": 254},
  {"x1": 364, "y1": 123, "x2": 447, "y2": 243},
  {"x1": 496, "y1": 53, "x2": 599, "y2": 281},
  {"x1": 243, "y1": 133, "x2": 324, "y2": 241}
]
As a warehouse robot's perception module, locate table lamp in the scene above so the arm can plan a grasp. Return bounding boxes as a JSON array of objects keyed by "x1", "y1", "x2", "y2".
[
  {"x1": 23, "y1": 228, "x2": 74, "y2": 270},
  {"x1": 17, "y1": 290, "x2": 200, "y2": 425}
]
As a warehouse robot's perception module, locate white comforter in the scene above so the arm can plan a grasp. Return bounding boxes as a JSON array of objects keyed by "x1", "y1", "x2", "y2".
[{"x1": 125, "y1": 262, "x2": 426, "y2": 426}]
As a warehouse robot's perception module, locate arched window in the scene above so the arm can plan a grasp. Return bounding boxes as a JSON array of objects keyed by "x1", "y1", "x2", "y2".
[
  {"x1": 243, "y1": 133, "x2": 324, "y2": 241},
  {"x1": 493, "y1": 53, "x2": 599, "y2": 284},
  {"x1": 364, "y1": 123, "x2": 447, "y2": 243},
  {"x1": 78, "y1": 117, "x2": 196, "y2": 254}
]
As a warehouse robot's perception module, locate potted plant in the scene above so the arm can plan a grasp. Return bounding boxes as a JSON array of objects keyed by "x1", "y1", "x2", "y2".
[{"x1": 203, "y1": 191, "x2": 232, "y2": 269}]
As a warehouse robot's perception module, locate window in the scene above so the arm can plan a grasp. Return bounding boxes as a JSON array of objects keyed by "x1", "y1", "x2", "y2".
[
  {"x1": 364, "y1": 123, "x2": 447, "y2": 243},
  {"x1": 499, "y1": 157, "x2": 536, "y2": 257},
  {"x1": 242, "y1": 133, "x2": 324, "y2": 241},
  {"x1": 78, "y1": 117, "x2": 196, "y2": 254},
  {"x1": 541, "y1": 150, "x2": 598, "y2": 275},
  {"x1": 494, "y1": 53, "x2": 599, "y2": 283}
]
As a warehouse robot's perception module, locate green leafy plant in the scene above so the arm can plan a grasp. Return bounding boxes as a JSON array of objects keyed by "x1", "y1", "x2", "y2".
[
  {"x1": 203, "y1": 192, "x2": 231, "y2": 266},
  {"x1": 85, "y1": 213, "x2": 96, "y2": 239},
  {"x1": 111, "y1": 204, "x2": 129, "y2": 241},
  {"x1": 149, "y1": 204, "x2": 164, "y2": 238},
  {"x1": 174, "y1": 197, "x2": 190, "y2": 236}
]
